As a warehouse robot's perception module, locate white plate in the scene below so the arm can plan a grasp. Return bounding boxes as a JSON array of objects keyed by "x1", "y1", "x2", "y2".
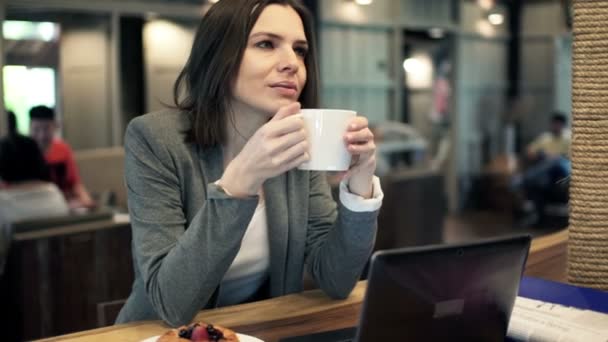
[{"x1": 141, "y1": 333, "x2": 263, "y2": 342}]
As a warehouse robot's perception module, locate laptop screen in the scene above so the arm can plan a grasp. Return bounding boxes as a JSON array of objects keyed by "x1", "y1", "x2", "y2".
[
  {"x1": 280, "y1": 235, "x2": 530, "y2": 342},
  {"x1": 356, "y1": 235, "x2": 530, "y2": 341}
]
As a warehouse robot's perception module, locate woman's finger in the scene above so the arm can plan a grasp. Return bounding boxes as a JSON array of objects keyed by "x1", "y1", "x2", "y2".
[
  {"x1": 346, "y1": 116, "x2": 369, "y2": 131},
  {"x1": 281, "y1": 149, "x2": 310, "y2": 173},
  {"x1": 345, "y1": 129, "x2": 374, "y2": 144},
  {"x1": 272, "y1": 140, "x2": 308, "y2": 168},
  {"x1": 348, "y1": 141, "x2": 376, "y2": 154},
  {"x1": 270, "y1": 102, "x2": 301, "y2": 122},
  {"x1": 266, "y1": 114, "x2": 305, "y2": 137},
  {"x1": 271, "y1": 128, "x2": 307, "y2": 153}
]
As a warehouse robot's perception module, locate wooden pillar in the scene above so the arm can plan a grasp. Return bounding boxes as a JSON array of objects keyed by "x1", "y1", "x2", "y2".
[{"x1": 568, "y1": 0, "x2": 608, "y2": 290}]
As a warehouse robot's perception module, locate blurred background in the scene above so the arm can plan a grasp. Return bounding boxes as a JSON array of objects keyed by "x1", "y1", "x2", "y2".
[{"x1": 0, "y1": 0, "x2": 573, "y2": 340}]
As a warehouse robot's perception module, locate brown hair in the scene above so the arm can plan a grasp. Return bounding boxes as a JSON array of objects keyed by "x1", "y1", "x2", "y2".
[{"x1": 173, "y1": 0, "x2": 319, "y2": 149}]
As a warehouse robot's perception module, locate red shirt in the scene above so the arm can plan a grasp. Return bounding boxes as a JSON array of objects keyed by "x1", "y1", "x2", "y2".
[{"x1": 44, "y1": 139, "x2": 80, "y2": 196}]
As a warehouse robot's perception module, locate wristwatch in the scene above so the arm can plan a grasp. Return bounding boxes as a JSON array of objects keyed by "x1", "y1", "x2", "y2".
[{"x1": 214, "y1": 179, "x2": 234, "y2": 197}]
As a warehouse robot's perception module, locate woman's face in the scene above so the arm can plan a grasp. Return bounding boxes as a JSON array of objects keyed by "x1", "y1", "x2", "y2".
[{"x1": 232, "y1": 4, "x2": 308, "y2": 118}]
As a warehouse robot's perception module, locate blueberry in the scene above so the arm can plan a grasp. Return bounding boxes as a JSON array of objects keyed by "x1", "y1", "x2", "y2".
[{"x1": 178, "y1": 328, "x2": 191, "y2": 339}]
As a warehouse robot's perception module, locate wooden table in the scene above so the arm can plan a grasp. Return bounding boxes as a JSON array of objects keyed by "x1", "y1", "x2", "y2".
[
  {"x1": 37, "y1": 229, "x2": 569, "y2": 342},
  {"x1": 38, "y1": 282, "x2": 366, "y2": 342},
  {"x1": 523, "y1": 228, "x2": 568, "y2": 283}
]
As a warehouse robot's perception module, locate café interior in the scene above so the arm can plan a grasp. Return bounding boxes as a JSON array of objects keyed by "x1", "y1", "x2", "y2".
[{"x1": 2, "y1": 0, "x2": 605, "y2": 341}]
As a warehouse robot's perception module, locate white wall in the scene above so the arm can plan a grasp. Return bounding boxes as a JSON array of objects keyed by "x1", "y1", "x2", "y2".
[
  {"x1": 460, "y1": 1, "x2": 509, "y2": 36},
  {"x1": 60, "y1": 18, "x2": 112, "y2": 150},
  {"x1": 0, "y1": 4, "x2": 5, "y2": 137},
  {"x1": 449, "y1": 0, "x2": 570, "y2": 210},
  {"x1": 320, "y1": 0, "x2": 464, "y2": 210},
  {"x1": 319, "y1": 25, "x2": 392, "y2": 124},
  {"x1": 449, "y1": 1, "x2": 509, "y2": 210},
  {"x1": 406, "y1": 39, "x2": 449, "y2": 142},
  {"x1": 143, "y1": 18, "x2": 195, "y2": 112},
  {"x1": 318, "y1": 0, "x2": 396, "y2": 124},
  {"x1": 400, "y1": 0, "x2": 455, "y2": 27},
  {"x1": 555, "y1": 34, "x2": 572, "y2": 116},
  {"x1": 522, "y1": 1, "x2": 567, "y2": 36},
  {"x1": 455, "y1": 36, "x2": 508, "y2": 171},
  {"x1": 519, "y1": 1, "x2": 570, "y2": 146},
  {"x1": 320, "y1": 0, "x2": 396, "y2": 25},
  {"x1": 322, "y1": 0, "x2": 456, "y2": 27}
]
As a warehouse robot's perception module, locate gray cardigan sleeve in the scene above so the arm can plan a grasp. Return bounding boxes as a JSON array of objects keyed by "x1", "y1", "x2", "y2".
[
  {"x1": 124, "y1": 119, "x2": 258, "y2": 327},
  {"x1": 304, "y1": 171, "x2": 379, "y2": 299}
]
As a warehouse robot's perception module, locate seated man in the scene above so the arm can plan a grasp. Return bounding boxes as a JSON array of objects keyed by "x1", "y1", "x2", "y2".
[
  {"x1": 0, "y1": 111, "x2": 69, "y2": 275},
  {"x1": 514, "y1": 112, "x2": 571, "y2": 226},
  {"x1": 29, "y1": 105, "x2": 95, "y2": 209}
]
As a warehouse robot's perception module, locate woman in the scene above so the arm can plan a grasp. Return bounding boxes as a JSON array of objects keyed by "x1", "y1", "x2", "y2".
[{"x1": 116, "y1": 0, "x2": 382, "y2": 327}]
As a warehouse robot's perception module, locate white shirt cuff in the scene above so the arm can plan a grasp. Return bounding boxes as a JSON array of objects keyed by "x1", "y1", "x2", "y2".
[{"x1": 339, "y1": 175, "x2": 384, "y2": 212}]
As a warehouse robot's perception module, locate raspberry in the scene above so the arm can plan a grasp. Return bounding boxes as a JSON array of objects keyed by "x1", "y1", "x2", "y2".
[{"x1": 191, "y1": 325, "x2": 210, "y2": 341}]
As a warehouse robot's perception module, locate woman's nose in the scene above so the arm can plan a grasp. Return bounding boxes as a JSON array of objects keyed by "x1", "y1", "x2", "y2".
[{"x1": 277, "y1": 48, "x2": 299, "y2": 74}]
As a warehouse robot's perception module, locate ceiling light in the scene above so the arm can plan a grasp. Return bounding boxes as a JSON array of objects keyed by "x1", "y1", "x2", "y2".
[
  {"x1": 488, "y1": 13, "x2": 504, "y2": 25},
  {"x1": 354, "y1": 0, "x2": 373, "y2": 5},
  {"x1": 478, "y1": 0, "x2": 494, "y2": 10},
  {"x1": 428, "y1": 28, "x2": 445, "y2": 39},
  {"x1": 37, "y1": 22, "x2": 56, "y2": 41},
  {"x1": 403, "y1": 58, "x2": 422, "y2": 73},
  {"x1": 403, "y1": 55, "x2": 433, "y2": 89}
]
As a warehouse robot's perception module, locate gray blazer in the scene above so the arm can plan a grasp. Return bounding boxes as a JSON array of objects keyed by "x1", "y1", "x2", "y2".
[{"x1": 116, "y1": 109, "x2": 379, "y2": 327}]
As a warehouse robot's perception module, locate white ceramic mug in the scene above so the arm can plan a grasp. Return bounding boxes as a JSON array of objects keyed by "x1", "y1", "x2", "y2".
[{"x1": 297, "y1": 109, "x2": 357, "y2": 171}]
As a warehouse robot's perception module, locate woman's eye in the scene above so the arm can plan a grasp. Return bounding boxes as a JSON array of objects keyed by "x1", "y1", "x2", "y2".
[
  {"x1": 255, "y1": 40, "x2": 274, "y2": 49},
  {"x1": 294, "y1": 46, "x2": 308, "y2": 57}
]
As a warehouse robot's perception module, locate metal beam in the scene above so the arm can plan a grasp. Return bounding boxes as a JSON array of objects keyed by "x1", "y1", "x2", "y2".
[
  {"x1": 6, "y1": 0, "x2": 206, "y2": 18},
  {"x1": 110, "y1": 11, "x2": 123, "y2": 146}
]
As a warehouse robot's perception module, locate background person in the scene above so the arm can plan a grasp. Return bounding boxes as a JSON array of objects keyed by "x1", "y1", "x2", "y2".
[
  {"x1": 29, "y1": 105, "x2": 95, "y2": 209},
  {"x1": 0, "y1": 111, "x2": 69, "y2": 276},
  {"x1": 513, "y1": 112, "x2": 571, "y2": 225}
]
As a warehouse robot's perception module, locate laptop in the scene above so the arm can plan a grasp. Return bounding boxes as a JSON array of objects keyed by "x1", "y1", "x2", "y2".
[{"x1": 281, "y1": 234, "x2": 531, "y2": 342}]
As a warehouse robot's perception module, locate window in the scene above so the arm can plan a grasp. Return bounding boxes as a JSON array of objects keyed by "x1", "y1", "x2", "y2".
[
  {"x1": 3, "y1": 20, "x2": 59, "y2": 42},
  {"x1": 3, "y1": 66, "x2": 56, "y2": 134}
]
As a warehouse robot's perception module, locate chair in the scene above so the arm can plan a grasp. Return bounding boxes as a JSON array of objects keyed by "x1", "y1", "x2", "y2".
[
  {"x1": 75, "y1": 147, "x2": 127, "y2": 210},
  {"x1": 375, "y1": 169, "x2": 446, "y2": 250}
]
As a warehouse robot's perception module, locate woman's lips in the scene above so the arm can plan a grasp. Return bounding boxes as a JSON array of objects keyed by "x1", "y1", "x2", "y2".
[{"x1": 271, "y1": 85, "x2": 298, "y2": 97}]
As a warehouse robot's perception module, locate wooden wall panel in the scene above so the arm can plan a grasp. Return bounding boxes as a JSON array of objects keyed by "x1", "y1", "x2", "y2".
[{"x1": 1, "y1": 221, "x2": 133, "y2": 341}]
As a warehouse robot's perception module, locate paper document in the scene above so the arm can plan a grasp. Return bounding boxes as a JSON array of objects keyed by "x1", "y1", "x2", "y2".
[{"x1": 508, "y1": 296, "x2": 608, "y2": 342}]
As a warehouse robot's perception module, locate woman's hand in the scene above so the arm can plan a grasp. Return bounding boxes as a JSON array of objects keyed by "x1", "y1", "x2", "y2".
[
  {"x1": 343, "y1": 116, "x2": 376, "y2": 198},
  {"x1": 219, "y1": 102, "x2": 309, "y2": 197}
]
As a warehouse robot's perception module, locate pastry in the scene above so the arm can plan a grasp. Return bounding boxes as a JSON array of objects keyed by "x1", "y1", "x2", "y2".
[{"x1": 157, "y1": 322, "x2": 239, "y2": 342}]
